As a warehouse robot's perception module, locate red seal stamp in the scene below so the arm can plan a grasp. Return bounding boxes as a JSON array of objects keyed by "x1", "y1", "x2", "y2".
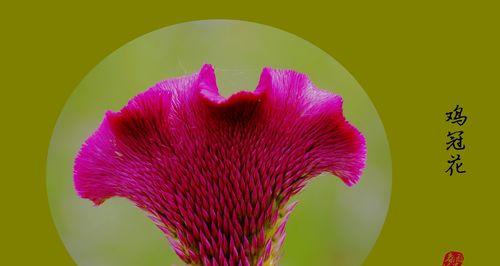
[{"x1": 443, "y1": 251, "x2": 464, "y2": 266}]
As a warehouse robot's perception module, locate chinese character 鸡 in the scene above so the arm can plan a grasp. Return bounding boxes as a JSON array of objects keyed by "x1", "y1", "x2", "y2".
[{"x1": 446, "y1": 105, "x2": 467, "y2": 126}]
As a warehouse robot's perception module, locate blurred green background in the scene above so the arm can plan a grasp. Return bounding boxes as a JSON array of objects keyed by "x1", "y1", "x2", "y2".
[{"x1": 46, "y1": 20, "x2": 391, "y2": 266}]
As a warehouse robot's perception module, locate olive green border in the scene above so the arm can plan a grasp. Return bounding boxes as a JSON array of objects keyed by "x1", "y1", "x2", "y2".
[{"x1": 1, "y1": 1, "x2": 498, "y2": 265}]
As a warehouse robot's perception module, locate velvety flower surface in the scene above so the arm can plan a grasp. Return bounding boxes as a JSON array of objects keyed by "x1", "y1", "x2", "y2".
[{"x1": 74, "y1": 64, "x2": 366, "y2": 266}]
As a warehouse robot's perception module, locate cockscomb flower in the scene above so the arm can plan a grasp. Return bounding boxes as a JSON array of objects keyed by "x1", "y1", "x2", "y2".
[{"x1": 74, "y1": 64, "x2": 366, "y2": 266}]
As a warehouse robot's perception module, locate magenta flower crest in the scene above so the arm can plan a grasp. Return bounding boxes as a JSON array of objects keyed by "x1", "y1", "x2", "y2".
[{"x1": 74, "y1": 64, "x2": 366, "y2": 265}]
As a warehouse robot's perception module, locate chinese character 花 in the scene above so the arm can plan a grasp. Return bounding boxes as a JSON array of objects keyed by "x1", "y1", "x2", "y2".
[{"x1": 445, "y1": 154, "x2": 466, "y2": 176}]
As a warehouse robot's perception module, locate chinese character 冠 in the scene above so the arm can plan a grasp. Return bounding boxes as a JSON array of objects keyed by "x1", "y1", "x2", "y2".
[{"x1": 446, "y1": 131, "x2": 465, "y2": 150}]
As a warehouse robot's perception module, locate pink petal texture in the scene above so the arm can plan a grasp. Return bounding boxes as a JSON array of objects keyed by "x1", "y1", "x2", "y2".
[{"x1": 74, "y1": 64, "x2": 366, "y2": 265}]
